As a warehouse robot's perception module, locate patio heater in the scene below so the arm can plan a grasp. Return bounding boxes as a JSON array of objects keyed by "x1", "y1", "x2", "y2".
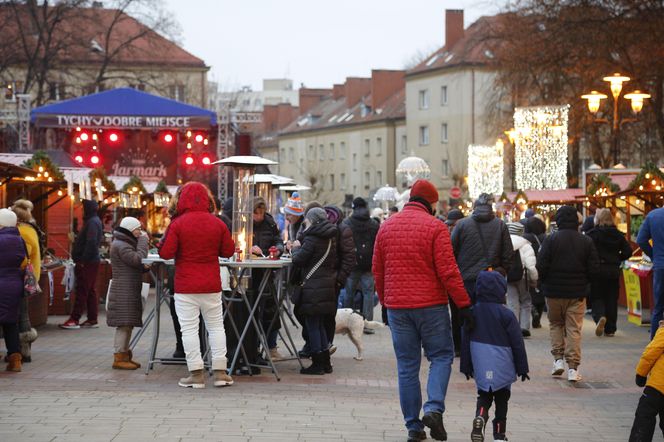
[
  {"x1": 253, "y1": 174, "x2": 295, "y2": 216},
  {"x1": 213, "y1": 156, "x2": 277, "y2": 262},
  {"x1": 373, "y1": 184, "x2": 400, "y2": 212}
]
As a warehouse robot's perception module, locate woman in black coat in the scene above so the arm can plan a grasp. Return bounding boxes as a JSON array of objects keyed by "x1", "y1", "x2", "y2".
[
  {"x1": 524, "y1": 215, "x2": 547, "y2": 328},
  {"x1": 291, "y1": 207, "x2": 338, "y2": 375},
  {"x1": 587, "y1": 208, "x2": 633, "y2": 337}
]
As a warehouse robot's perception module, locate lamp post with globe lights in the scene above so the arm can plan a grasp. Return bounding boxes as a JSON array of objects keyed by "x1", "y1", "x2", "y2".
[{"x1": 581, "y1": 73, "x2": 650, "y2": 167}]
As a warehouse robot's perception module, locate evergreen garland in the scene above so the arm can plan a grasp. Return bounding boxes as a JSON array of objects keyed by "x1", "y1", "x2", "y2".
[
  {"x1": 587, "y1": 174, "x2": 620, "y2": 196},
  {"x1": 628, "y1": 161, "x2": 664, "y2": 191},
  {"x1": 154, "y1": 180, "x2": 170, "y2": 195},
  {"x1": 21, "y1": 150, "x2": 64, "y2": 180},
  {"x1": 89, "y1": 167, "x2": 116, "y2": 192},
  {"x1": 121, "y1": 175, "x2": 147, "y2": 194},
  {"x1": 499, "y1": 191, "x2": 510, "y2": 202},
  {"x1": 514, "y1": 190, "x2": 528, "y2": 204}
]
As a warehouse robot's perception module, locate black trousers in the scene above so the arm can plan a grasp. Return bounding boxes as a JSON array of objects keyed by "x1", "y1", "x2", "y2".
[
  {"x1": 2, "y1": 322, "x2": 20, "y2": 355},
  {"x1": 630, "y1": 386, "x2": 664, "y2": 442},
  {"x1": 591, "y1": 277, "x2": 620, "y2": 334},
  {"x1": 295, "y1": 293, "x2": 338, "y2": 349},
  {"x1": 476, "y1": 388, "x2": 511, "y2": 436}
]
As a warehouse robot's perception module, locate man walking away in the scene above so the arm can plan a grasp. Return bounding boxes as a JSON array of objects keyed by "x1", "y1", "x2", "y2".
[
  {"x1": 343, "y1": 197, "x2": 379, "y2": 333},
  {"x1": 373, "y1": 179, "x2": 473, "y2": 442},
  {"x1": 637, "y1": 207, "x2": 664, "y2": 340},
  {"x1": 537, "y1": 206, "x2": 599, "y2": 382}
]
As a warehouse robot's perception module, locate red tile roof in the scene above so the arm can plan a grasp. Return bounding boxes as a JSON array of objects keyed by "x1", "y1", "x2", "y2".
[
  {"x1": 507, "y1": 189, "x2": 585, "y2": 204},
  {"x1": 0, "y1": 5, "x2": 206, "y2": 69}
]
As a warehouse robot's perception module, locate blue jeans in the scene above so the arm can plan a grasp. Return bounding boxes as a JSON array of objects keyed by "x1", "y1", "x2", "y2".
[
  {"x1": 387, "y1": 305, "x2": 454, "y2": 432},
  {"x1": 305, "y1": 315, "x2": 328, "y2": 353},
  {"x1": 651, "y1": 269, "x2": 664, "y2": 339},
  {"x1": 345, "y1": 270, "x2": 375, "y2": 320}
]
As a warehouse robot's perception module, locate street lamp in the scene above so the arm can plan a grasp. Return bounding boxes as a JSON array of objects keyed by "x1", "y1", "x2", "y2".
[{"x1": 581, "y1": 72, "x2": 650, "y2": 166}]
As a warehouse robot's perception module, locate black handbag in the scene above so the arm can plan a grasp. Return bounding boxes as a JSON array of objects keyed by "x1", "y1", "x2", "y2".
[{"x1": 289, "y1": 239, "x2": 331, "y2": 305}]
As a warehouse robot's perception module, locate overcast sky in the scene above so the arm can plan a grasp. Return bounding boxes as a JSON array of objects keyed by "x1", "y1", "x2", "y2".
[{"x1": 162, "y1": 0, "x2": 503, "y2": 91}]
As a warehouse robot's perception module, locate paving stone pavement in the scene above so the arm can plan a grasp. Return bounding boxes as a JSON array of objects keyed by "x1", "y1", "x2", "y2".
[{"x1": 0, "y1": 299, "x2": 655, "y2": 442}]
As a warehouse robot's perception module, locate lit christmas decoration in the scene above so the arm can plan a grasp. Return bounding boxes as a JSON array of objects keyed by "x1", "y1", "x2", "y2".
[
  {"x1": 396, "y1": 156, "x2": 431, "y2": 185},
  {"x1": 513, "y1": 105, "x2": 569, "y2": 190},
  {"x1": 467, "y1": 144, "x2": 504, "y2": 199}
]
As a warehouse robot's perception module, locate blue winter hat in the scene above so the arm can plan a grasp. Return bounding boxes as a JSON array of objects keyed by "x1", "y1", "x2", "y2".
[{"x1": 475, "y1": 270, "x2": 507, "y2": 304}]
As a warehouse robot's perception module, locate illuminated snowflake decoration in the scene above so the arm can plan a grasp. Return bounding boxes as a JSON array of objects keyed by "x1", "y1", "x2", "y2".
[
  {"x1": 514, "y1": 105, "x2": 569, "y2": 190},
  {"x1": 467, "y1": 144, "x2": 504, "y2": 199}
]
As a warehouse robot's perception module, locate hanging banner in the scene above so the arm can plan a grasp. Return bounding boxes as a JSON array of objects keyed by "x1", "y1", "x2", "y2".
[
  {"x1": 34, "y1": 114, "x2": 212, "y2": 129},
  {"x1": 624, "y1": 269, "x2": 643, "y2": 326}
]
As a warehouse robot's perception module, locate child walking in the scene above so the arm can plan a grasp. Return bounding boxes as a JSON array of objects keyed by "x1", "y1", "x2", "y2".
[
  {"x1": 461, "y1": 270, "x2": 530, "y2": 442},
  {"x1": 106, "y1": 217, "x2": 149, "y2": 370},
  {"x1": 629, "y1": 321, "x2": 664, "y2": 441}
]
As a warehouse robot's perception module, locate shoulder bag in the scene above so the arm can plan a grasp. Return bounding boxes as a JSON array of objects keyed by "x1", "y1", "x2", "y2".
[
  {"x1": 289, "y1": 239, "x2": 332, "y2": 305},
  {"x1": 22, "y1": 241, "x2": 42, "y2": 298}
]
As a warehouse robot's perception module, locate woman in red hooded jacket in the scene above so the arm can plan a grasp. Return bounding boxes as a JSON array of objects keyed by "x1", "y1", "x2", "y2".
[{"x1": 159, "y1": 182, "x2": 235, "y2": 389}]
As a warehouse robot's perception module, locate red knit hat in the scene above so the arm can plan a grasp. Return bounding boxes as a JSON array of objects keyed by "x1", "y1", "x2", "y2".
[{"x1": 410, "y1": 179, "x2": 439, "y2": 205}]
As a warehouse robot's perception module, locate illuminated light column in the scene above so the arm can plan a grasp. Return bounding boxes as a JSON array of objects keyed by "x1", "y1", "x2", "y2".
[{"x1": 467, "y1": 143, "x2": 504, "y2": 199}]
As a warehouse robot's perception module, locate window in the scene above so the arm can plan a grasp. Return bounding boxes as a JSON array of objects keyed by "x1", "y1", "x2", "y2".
[
  {"x1": 319, "y1": 144, "x2": 325, "y2": 160},
  {"x1": 442, "y1": 159, "x2": 449, "y2": 177},
  {"x1": 419, "y1": 126, "x2": 429, "y2": 145},
  {"x1": 84, "y1": 83, "x2": 105, "y2": 96},
  {"x1": 418, "y1": 89, "x2": 430, "y2": 109},
  {"x1": 441, "y1": 123, "x2": 448, "y2": 143},
  {"x1": 131, "y1": 83, "x2": 146, "y2": 91},
  {"x1": 308, "y1": 144, "x2": 315, "y2": 160},
  {"x1": 4, "y1": 81, "x2": 18, "y2": 101},
  {"x1": 353, "y1": 153, "x2": 357, "y2": 171},
  {"x1": 329, "y1": 174, "x2": 335, "y2": 191},
  {"x1": 376, "y1": 137, "x2": 382, "y2": 156},
  {"x1": 340, "y1": 142, "x2": 346, "y2": 159},
  {"x1": 340, "y1": 173, "x2": 347, "y2": 190},
  {"x1": 48, "y1": 82, "x2": 66, "y2": 101},
  {"x1": 329, "y1": 143, "x2": 335, "y2": 159},
  {"x1": 364, "y1": 171, "x2": 371, "y2": 189},
  {"x1": 401, "y1": 135, "x2": 408, "y2": 154},
  {"x1": 169, "y1": 84, "x2": 185, "y2": 101},
  {"x1": 288, "y1": 147, "x2": 294, "y2": 162},
  {"x1": 441, "y1": 86, "x2": 448, "y2": 105},
  {"x1": 364, "y1": 139, "x2": 370, "y2": 157},
  {"x1": 376, "y1": 170, "x2": 383, "y2": 187},
  {"x1": 280, "y1": 148, "x2": 286, "y2": 162}
]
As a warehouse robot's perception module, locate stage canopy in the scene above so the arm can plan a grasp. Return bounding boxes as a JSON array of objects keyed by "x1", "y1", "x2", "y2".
[{"x1": 31, "y1": 88, "x2": 216, "y2": 129}]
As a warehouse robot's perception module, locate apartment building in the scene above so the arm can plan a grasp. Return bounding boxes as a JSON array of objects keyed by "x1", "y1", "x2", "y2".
[
  {"x1": 278, "y1": 70, "x2": 406, "y2": 204},
  {"x1": 406, "y1": 9, "x2": 500, "y2": 193}
]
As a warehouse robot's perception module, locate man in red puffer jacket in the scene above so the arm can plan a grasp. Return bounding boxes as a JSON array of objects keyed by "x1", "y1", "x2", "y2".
[
  {"x1": 373, "y1": 179, "x2": 474, "y2": 442},
  {"x1": 159, "y1": 182, "x2": 235, "y2": 389}
]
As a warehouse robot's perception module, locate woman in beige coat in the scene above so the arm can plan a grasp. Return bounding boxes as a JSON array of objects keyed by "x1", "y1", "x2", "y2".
[{"x1": 106, "y1": 217, "x2": 148, "y2": 369}]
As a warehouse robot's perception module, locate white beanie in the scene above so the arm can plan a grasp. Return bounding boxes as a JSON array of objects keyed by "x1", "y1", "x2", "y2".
[
  {"x1": 0, "y1": 208, "x2": 17, "y2": 228},
  {"x1": 119, "y1": 216, "x2": 141, "y2": 232}
]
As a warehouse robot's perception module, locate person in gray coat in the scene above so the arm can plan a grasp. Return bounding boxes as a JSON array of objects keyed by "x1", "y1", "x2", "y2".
[{"x1": 106, "y1": 217, "x2": 148, "y2": 370}]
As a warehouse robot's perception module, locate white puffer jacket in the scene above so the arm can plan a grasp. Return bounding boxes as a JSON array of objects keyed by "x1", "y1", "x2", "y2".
[{"x1": 510, "y1": 235, "x2": 538, "y2": 283}]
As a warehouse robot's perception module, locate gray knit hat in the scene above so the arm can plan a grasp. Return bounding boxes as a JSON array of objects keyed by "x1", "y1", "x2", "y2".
[{"x1": 305, "y1": 207, "x2": 328, "y2": 225}]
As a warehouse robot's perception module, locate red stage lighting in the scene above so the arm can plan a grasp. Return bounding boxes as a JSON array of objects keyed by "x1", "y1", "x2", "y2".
[
  {"x1": 75, "y1": 137, "x2": 81, "y2": 144},
  {"x1": 164, "y1": 133, "x2": 174, "y2": 143},
  {"x1": 90, "y1": 154, "x2": 100, "y2": 165},
  {"x1": 108, "y1": 132, "x2": 120, "y2": 143},
  {"x1": 195, "y1": 133, "x2": 204, "y2": 143},
  {"x1": 74, "y1": 154, "x2": 84, "y2": 164},
  {"x1": 80, "y1": 132, "x2": 89, "y2": 142},
  {"x1": 184, "y1": 154, "x2": 194, "y2": 166},
  {"x1": 201, "y1": 154, "x2": 211, "y2": 166}
]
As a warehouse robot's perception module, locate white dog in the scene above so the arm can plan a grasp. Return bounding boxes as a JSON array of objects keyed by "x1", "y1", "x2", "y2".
[{"x1": 334, "y1": 308, "x2": 384, "y2": 361}]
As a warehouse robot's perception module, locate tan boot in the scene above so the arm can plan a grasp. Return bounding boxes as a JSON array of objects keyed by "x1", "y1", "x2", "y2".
[
  {"x1": 269, "y1": 347, "x2": 285, "y2": 361},
  {"x1": 213, "y1": 370, "x2": 234, "y2": 387},
  {"x1": 6, "y1": 353, "x2": 22, "y2": 372},
  {"x1": 127, "y1": 349, "x2": 141, "y2": 368},
  {"x1": 112, "y1": 352, "x2": 138, "y2": 370},
  {"x1": 178, "y1": 369, "x2": 205, "y2": 388}
]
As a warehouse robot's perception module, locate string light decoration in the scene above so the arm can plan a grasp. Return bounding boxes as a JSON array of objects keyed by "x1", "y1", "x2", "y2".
[
  {"x1": 467, "y1": 144, "x2": 504, "y2": 199},
  {"x1": 513, "y1": 105, "x2": 569, "y2": 190},
  {"x1": 396, "y1": 156, "x2": 431, "y2": 185},
  {"x1": 587, "y1": 174, "x2": 619, "y2": 197}
]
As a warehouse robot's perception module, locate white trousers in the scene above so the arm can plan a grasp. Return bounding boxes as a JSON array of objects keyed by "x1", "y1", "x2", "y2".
[{"x1": 174, "y1": 292, "x2": 228, "y2": 371}]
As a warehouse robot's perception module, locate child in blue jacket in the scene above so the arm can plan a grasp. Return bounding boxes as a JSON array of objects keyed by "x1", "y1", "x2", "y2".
[{"x1": 461, "y1": 270, "x2": 530, "y2": 442}]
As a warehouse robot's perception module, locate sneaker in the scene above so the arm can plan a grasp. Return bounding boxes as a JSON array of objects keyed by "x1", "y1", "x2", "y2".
[
  {"x1": 407, "y1": 429, "x2": 427, "y2": 442},
  {"x1": 471, "y1": 415, "x2": 485, "y2": 442},
  {"x1": 595, "y1": 316, "x2": 606, "y2": 337},
  {"x1": 80, "y1": 320, "x2": 99, "y2": 328},
  {"x1": 58, "y1": 318, "x2": 80, "y2": 329},
  {"x1": 493, "y1": 436, "x2": 508, "y2": 442},
  {"x1": 521, "y1": 329, "x2": 531, "y2": 338},
  {"x1": 213, "y1": 370, "x2": 234, "y2": 387},
  {"x1": 604, "y1": 332, "x2": 615, "y2": 337},
  {"x1": 551, "y1": 359, "x2": 565, "y2": 376},
  {"x1": 178, "y1": 369, "x2": 205, "y2": 388},
  {"x1": 568, "y1": 368, "x2": 582, "y2": 382},
  {"x1": 269, "y1": 347, "x2": 285, "y2": 361},
  {"x1": 422, "y1": 411, "x2": 447, "y2": 441},
  {"x1": 328, "y1": 344, "x2": 337, "y2": 355}
]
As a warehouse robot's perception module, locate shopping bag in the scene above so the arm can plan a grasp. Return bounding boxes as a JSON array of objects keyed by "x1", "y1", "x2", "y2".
[{"x1": 105, "y1": 279, "x2": 113, "y2": 311}]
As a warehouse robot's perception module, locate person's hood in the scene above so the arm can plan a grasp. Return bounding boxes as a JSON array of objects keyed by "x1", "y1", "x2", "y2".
[
  {"x1": 176, "y1": 182, "x2": 210, "y2": 214},
  {"x1": 555, "y1": 206, "x2": 579, "y2": 230},
  {"x1": 113, "y1": 227, "x2": 137, "y2": 245},
  {"x1": 511, "y1": 234, "x2": 530, "y2": 251},
  {"x1": 471, "y1": 204, "x2": 494, "y2": 223},
  {"x1": 304, "y1": 219, "x2": 338, "y2": 239},
  {"x1": 591, "y1": 225, "x2": 629, "y2": 248},
  {"x1": 581, "y1": 216, "x2": 595, "y2": 233},
  {"x1": 525, "y1": 216, "x2": 546, "y2": 236},
  {"x1": 82, "y1": 199, "x2": 99, "y2": 219},
  {"x1": 351, "y1": 206, "x2": 371, "y2": 222},
  {"x1": 475, "y1": 270, "x2": 507, "y2": 304},
  {"x1": 324, "y1": 205, "x2": 344, "y2": 225}
]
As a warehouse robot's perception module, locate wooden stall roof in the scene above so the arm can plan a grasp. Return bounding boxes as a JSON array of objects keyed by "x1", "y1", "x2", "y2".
[{"x1": 0, "y1": 161, "x2": 38, "y2": 179}]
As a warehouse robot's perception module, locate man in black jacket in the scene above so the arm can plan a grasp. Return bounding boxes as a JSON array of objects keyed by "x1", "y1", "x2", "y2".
[
  {"x1": 537, "y1": 205, "x2": 600, "y2": 382},
  {"x1": 60, "y1": 199, "x2": 103, "y2": 329},
  {"x1": 342, "y1": 197, "x2": 379, "y2": 333}
]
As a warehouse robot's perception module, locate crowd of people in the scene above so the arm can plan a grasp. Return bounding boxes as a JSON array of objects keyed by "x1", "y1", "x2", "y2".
[{"x1": 2, "y1": 179, "x2": 664, "y2": 441}]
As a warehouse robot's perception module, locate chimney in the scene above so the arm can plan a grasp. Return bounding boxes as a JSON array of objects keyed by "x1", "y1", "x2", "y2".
[
  {"x1": 344, "y1": 77, "x2": 372, "y2": 108},
  {"x1": 332, "y1": 84, "x2": 345, "y2": 100},
  {"x1": 445, "y1": 9, "x2": 464, "y2": 49},
  {"x1": 277, "y1": 103, "x2": 298, "y2": 130},
  {"x1": 262, "y1": 105, "x2": 279, "y2": 133},
  {"x1": 371, "y1": 70, "x2": 405, "y2": 109},
  {"x1": 298, "y1": 88, "x2": 331, "y2": 115}
]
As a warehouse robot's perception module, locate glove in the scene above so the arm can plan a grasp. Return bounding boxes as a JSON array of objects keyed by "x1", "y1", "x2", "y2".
[
  {"x1": 519, "y1": 374, "x2": 530, "y2": 382},
  {"x1": 459, "y1": 307, "x2": 475, "y2": 332},
  {"x1": 462, "y1": 372, "x2": 473, "y2": 380},
  {"x1": 636, "y1": 374, "x2": 647, "y2": 387}
]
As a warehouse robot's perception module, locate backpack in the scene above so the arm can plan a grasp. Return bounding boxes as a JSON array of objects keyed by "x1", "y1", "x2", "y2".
[
  {"x1": 348, "y1": 219, "x2": 377, "y2": 271},
  {"x1": 506, "y1": 248, "x2": 524, "y2": 282}
]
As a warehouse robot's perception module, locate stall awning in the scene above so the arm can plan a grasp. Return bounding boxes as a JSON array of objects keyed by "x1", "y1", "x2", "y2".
[
  {"x1": 507, "y1": 189, "x2": 585, "y2": 204},
  {"x1": 0, "y1": 161, "x2": 38, "y2": 179},
  {"x1": 32, "y1": 88, "x2": 217, "y2": 129}
]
